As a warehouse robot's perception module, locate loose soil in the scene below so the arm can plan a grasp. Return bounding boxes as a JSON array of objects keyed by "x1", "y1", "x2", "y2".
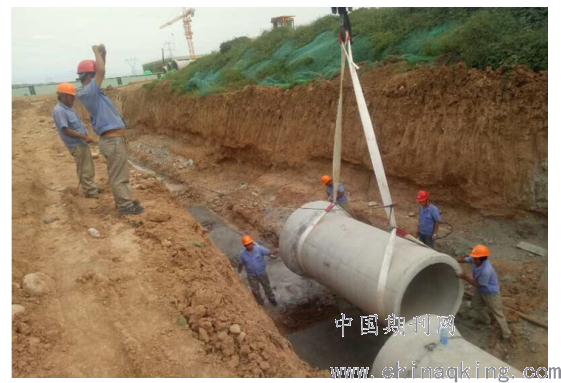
[
  {"x1": 12, "y1": 95, "x2": 324, "y2": 378},
  {"x1": 13, "y1": 62, "x2": 548, "y2": 376}
]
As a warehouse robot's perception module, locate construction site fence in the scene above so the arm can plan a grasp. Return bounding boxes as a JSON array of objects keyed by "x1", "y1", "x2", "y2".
[{"x1": 12, "y1": 73, "x2": 162, "y2": 98}]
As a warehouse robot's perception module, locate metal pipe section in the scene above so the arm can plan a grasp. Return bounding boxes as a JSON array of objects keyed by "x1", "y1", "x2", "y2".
[
  {"x1": 372, "y1": 314, "x2": 523, "y2": 378},
  {"x1": 279, "y1": 201, "x2": 463, "y2": 322}
]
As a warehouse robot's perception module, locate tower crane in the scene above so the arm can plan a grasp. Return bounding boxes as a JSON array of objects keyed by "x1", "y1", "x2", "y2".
[{"x1": 160, "y1": 7, "x2": 196, "y2": 60}]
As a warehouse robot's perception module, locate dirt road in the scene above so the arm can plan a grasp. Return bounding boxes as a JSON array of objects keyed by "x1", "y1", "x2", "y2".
[{"x1": 12, "y1": 96, "x2": 320, "y2": 378}]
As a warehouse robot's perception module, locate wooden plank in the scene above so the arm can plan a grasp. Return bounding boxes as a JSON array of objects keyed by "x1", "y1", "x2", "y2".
[{"x1": 516, "y1": 241, "x2": 548, "y2": 257}]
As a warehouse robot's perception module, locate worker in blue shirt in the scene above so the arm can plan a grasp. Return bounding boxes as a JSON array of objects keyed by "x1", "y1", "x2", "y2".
[
  {"x1": 321, "y1": 175, "x2": 355, "y2": 218},
  {"x1": 76, "y1": 44, "x2": 144, "y2": 215},
  {"x1": 416, "y1": 190, "x2": 441, "y2": 249},
  {"x1": 457, "y1": 245, "x2": 511, "y2": 342},
  {"x1": 52, "y1": 82, "x2": 100, "y2": 199},
  {"x1": 237, "y1": 235, "x2": 279, "y2": 306}
]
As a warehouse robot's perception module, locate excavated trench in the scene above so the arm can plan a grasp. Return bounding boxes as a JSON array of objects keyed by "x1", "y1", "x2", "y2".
[{"x1": 129, "y1": 159, "x2": 389, "y2": 369}]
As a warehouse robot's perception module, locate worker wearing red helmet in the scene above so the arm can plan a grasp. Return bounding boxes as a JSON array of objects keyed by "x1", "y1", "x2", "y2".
[
  {"x1": 416, "y1": 190, "x2": 441, "y2": 249},
  {"x1": 237, "y1": 235, "x2": 279, "y2": 307},
  {"x1": 456, "y1": 245, "x2": 511, "y2": 342},
  {"x1": 76, "y1": 44, "x2": 144, "y2": 215},
  {"x1": 52, "y1": 82, "x2": 100, "y2": 198}
]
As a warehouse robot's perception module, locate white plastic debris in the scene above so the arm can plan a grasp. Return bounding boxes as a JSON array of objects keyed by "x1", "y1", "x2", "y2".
[{"x1": 88, "y1": 228, "x2": 100, "y2": 238}]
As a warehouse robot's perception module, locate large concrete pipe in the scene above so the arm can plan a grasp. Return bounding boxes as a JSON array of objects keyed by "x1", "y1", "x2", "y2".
[
  {"x1": 279, "y1": 201, "x2": 463, "y2": 322},
  {"x1": 372, "y1": 314, "x2": 523, "y2": 378},
  {"x1": 172, "y1": 59, "x2": 191, "y2": 71}
]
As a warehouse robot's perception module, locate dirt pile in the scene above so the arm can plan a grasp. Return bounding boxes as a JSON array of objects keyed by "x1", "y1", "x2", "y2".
[
  {"x1": 12, "y1": 96, "x2": 324, "y2": 378},
  {"x1": 114, "y1": 63, "x2": 548, "y2": 215}
]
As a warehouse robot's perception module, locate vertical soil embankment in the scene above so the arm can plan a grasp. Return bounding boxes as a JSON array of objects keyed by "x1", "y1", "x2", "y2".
[{"x1": 112, "y1": 63, "x2": 548, "y2": 214}]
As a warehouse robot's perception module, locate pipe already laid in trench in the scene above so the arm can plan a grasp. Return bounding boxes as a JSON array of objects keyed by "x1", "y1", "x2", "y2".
[
  {"x1": 279, "y1": 201, "x2": 464, "y2": 322},
  {"x1": 372, "y1": 314, "x2": 523, "y2": 378}
]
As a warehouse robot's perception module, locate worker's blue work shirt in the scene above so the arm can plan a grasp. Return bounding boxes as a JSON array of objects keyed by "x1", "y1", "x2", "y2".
[
  {"x1": 76, "y1": 79, "x2": 125, "y2": 136},
  {"x1": 418, "y1": 203, "x2": 441, "y2": 235},
  {"x1": 327, "y1": 183, "x2": 347, "y2": 204},
  {"x1": 238, "y1": 245, "x2": 271, "y2": 277},
  {"x1": 52, "y1": 102, "x2": 88, "y2": 148},
  {"x1": 465, "y1": 257, "x2": 500, "y2": 295}
]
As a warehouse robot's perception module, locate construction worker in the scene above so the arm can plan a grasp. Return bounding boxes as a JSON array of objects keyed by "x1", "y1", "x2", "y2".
[
  {"x1": 76, "y1": 44, "x2": 144, "y2": 215},
  {"x1": 416, "y1": 190, "x2": 440, "y2": 249},
  {"x1": 237, "y1": 236, "x2": 279, "y2": 307},
  {"x1": 456, "y1": 245, "x2": 512, "y2": 342},
  {"x1": 52, "y1": 83, "x2": 100, "y2": 199},
  {"x1": 322, "y1": 175, "x2": 354, "y2": 218}
]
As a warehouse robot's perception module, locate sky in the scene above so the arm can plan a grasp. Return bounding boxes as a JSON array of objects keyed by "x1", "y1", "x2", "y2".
[{"x1": 11, "y1": 7, "x2": 329, "y2": 85}]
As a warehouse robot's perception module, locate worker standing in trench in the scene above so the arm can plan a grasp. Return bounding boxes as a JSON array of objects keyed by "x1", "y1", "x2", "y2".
[
  {"x1": 456, "y1": 245, "x2": 512, "y2": 342},
  {"x1": 52, "y1": 83, "x2": 100, "y2": 198},
  {"x1": 237, "y1": 236, "x2": 279, "y2": 307},
  {"x1": 75, "y1": 44, "x2": 144, "y2": 215},
  {"x1": 416, "y1": 190, "x2": 440, "y2": 248},
  {"x1": 321, "y1": 175, "x2": 356, "y2": 218}
]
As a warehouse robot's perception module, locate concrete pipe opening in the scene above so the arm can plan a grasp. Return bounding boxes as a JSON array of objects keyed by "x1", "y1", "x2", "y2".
[
  {"x1": 279, "y1": 201, "x2": 463, "y2": 321},
  {"x1": 399, "y1": 262, "x2": 462, "y2": 320}
]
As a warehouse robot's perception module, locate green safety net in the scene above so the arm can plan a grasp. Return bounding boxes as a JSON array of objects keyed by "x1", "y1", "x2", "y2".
[{"x1": 168, "y1": 23, "x2": 463, "y2": 95}]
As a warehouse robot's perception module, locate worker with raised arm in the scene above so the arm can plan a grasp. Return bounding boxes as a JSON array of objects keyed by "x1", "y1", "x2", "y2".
[
  {"x1": 456, "y1": 245, "x2": 512, "y2": 342},
  {"x1": 52, "y1": 82, "x2": 100, "y2": 199},
  {"x1": 321, "y1": 175, "x2": 355, "y2": 218},
  {"x1": 416, "y1": 190, "x2": 440, "y2": 249},
  {"x1": 237, "y1": 236, "x2": 279, "y2": 307},
  {"x1": 76, "y1": 44, "x2": 144, "y2": 215}
]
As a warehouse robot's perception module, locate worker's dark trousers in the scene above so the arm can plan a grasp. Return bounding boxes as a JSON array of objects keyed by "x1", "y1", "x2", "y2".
[
  {"x1": 247, "y1": 272, "x2": 276, "y2": 305},
  {"x1": 419, "y1": 233, "x2": 435, "y2": 249}
]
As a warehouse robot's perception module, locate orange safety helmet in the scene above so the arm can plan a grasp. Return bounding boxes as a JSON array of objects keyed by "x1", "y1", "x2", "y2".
[
  {"x1": 56, "y1": 82, "x2": 76, "y2": 96},
  {"x1": 321, "y1": 175, "x2": 332, "y2": 185},
  {"x1": 241, "y1": 235, "x2": 254, "y2": 246},
  {"x1": 469, "y1": 245, "x2": 490, "y2": 258},
  {"x1": 77, "y1": 59, "x2": 96, "y2": 74},
  {"x1": 416, "y1": 190, "x2": 430, "y2": 202}
]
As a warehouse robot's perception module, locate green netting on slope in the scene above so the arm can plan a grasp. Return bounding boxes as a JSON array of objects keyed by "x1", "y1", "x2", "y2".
[
  {"x1": 177, "y1": 23, "x2": 456, "y2": 95},
  {"x1": 185, "y1": 70, "x2": 221, "y2": 94},
  {"x1": 232, "y1": 48, "x2": 257, "y2": 71},
  {"x1": 183, "y1": 32, "x2": 375, "y2": 94},
  {"x1": 390, "y1": 24, "x2": 454, "y2": 65}
]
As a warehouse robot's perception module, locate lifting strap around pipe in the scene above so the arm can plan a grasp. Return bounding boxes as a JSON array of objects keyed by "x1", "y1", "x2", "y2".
[
  {"x1": 331, "y1": 43, "x2": 346, "y2": 205},
  {"x1": 376, "y1": 227, "x2": 397, "y2": 314},
  {"x1": 296, "y1": 43, "x2": 347, "y2": 273},
  {"x1": 342, "y1": 42, "x2": 397, "y2": 228}
]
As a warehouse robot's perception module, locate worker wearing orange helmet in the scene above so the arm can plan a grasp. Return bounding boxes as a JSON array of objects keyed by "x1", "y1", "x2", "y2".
[
  {"x1": 456, "y1": 245, "x2": 511, "y2": 341},
  {"x1": 321, "y1": 175, "x2": 355, "y2": 218},
  {"x1": 237, "y1": 235, "x2": 279, "y2": 307},
  {"x1": 416, "y1": 190, "x2": 441, "y2": 249},
  {"x1": 75, "y1": 44, "x2": 144, "y2": 215},
  {"x1": 52, "y1": 82, "x2": 100, "y2": 198}
]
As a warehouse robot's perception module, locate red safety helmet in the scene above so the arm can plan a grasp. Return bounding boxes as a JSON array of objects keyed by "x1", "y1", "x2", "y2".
[
  {"x1": 77, "y1": 60, "x2": 96, "y2": 74},
  {"x1": 416, "y1": 190, "x2": 430, "y2": 202}
]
